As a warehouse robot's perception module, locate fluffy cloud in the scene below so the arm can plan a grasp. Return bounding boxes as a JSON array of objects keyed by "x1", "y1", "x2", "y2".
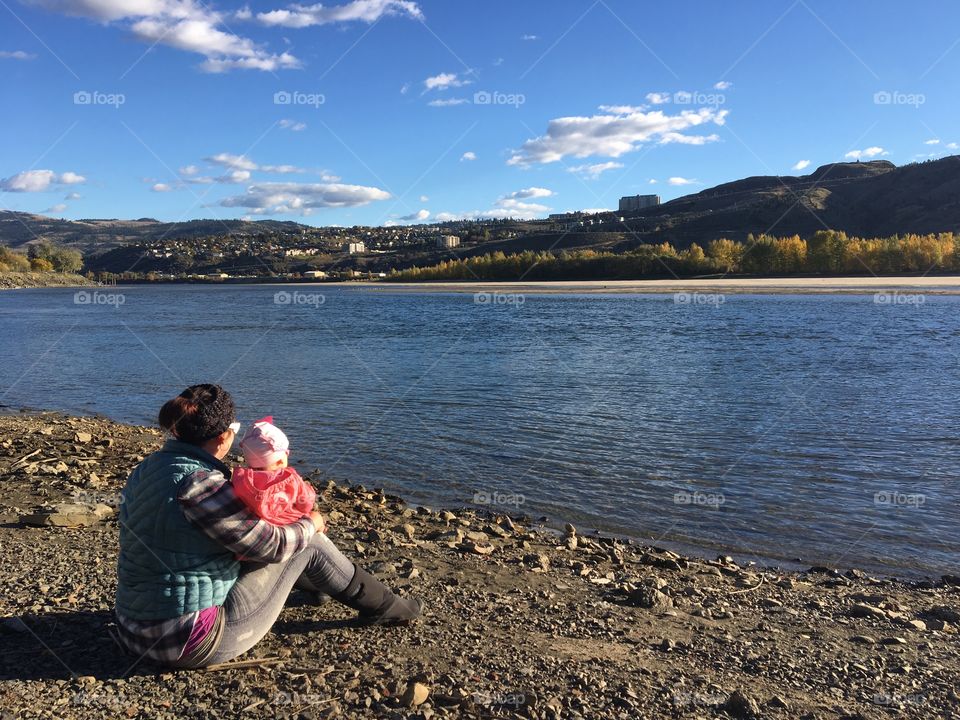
[
  {"x1": 256, "y1": 0, "x2": 422, "y2": 28},
  {"x1": 435, "y1": 188, "x2": 553, "y2": 221},
  {"x1": 65, "y1": 191, "x2": 82, "y2": 200},
  {"x1": 645, "y1": 92, "x2": 671, "y2": 105},
  {"x1": 792, "y1": 159, "x2": 811, "y2": 171},
  {"x1": 668, "y1": 176, "x2": 697, "y2": 186},
  {"x1": 713, "y1": 80, "x2": 732, "y2": 90},
  {"x1": 924, "y1": 138, "x2": 940, "y2": 145},
  {"x1": 220, "y1": 181, "x2": 390, "y2": 215},
  {"x1": 504, "y1": 187, "x2": 553, "y2": 199},
  {"x1": 424, "y1": 72, "x2": 470, "y2": 91},
  {"x1": 845, "y1": 146, "x2": 888, "y2": 160},
  {"x1": 30, "y1": 0, "x2": 299, "y2": 72},
  {"x1": 215, "y1": 169, "x2": 252, "y2": 184},
  {"x1": 278, "y1": 118, "x2": 306, "y2": 131},
  {"x1": 152, "y1": 183, "x2": 174, "y2": 192},
  {"x1": 0, "y1": 50, "x2": 36, "y2": 60},
  {"x1": 44, "y1": 203, "x2": 68, "y2": 213},
  {"x1": 460, "y1": 151, "x2": 477, "y2": 161},
  {"x1": 206, "y1": 152, "x2": 258, "y2": 171},
  {"x1": 0, "y1": 169, "x2": 86, "y2": 192},
  {"x1": 508, "y1": 105, "x2": 728, "y2": 166},
  {"x1": 397, "y1": 209, "x2": 430, "y2": 221},
  {"x1": 567, "y1": 161, "x2": 624, "y2": 179},
  {"x1": 948, "y1": 142, "x2": 959, "y2": 150},
  {"x1": 521, "y1": 34, "x2": 538, "y2": 40}
]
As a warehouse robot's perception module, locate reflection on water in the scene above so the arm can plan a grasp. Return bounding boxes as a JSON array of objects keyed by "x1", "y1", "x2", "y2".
[{"x1": 0, "y1": 285, "x2": 957, "y2": 576}]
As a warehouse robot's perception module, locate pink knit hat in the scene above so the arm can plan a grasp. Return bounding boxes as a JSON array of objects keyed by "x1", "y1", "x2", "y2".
[{"x1": 239, "y1": 416, "x2": 290, "y2": 469}]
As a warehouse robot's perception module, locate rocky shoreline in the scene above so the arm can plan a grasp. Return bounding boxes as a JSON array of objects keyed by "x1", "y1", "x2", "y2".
[
  {"x1": 0, "y1": 272, "x2": 94, "y2": 290},
  {"x1": 0, "y1": 412, "x2": 957, "y2": 719}
]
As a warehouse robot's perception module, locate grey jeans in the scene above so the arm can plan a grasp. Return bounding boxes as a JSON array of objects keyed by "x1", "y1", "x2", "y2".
[{"x1": 178, "y1": 532, "x2": 355, "y2": 668}]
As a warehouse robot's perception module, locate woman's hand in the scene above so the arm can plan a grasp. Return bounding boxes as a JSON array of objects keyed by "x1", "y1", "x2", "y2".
[{"x1": 310, "y1": 511, "x2": 326, "y2": 534}]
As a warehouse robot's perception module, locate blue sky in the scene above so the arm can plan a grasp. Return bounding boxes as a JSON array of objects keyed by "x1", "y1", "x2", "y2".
[{"x1": 1, "y1": 0, "x2": 957, "y2": 227}]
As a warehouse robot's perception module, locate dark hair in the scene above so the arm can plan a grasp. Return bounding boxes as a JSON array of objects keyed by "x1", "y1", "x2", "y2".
[{"x1": 158, "y1": 384, "x2": 235, "y2": 446}]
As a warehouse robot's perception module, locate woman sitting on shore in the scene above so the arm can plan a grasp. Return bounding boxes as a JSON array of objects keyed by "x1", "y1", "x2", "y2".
[{"x1": 114, "y1": 383, "x2": 422, "y2": 669}]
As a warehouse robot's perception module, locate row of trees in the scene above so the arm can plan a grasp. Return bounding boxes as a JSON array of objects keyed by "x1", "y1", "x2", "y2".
[
  {"x1": 0, "y1": 243, "x2": 84, "y2": 274},
  {"x1": 388, "y1": 231, "x2": 960, "y2": 281}
]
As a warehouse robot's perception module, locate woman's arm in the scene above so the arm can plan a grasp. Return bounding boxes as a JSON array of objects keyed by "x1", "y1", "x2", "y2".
[{"x1": 177, "y1": 468, "x2": 317, "y2": 563}]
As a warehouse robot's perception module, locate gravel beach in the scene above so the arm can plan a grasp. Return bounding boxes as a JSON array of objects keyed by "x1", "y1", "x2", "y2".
[{"x1": 0, "y1": 413, "x2": 957, "y2": 719}]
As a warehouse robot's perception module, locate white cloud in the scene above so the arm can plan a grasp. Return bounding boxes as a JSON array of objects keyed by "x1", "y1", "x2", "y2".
[
  {"x1": 179, "y1": 164, "x2": 200, "y2": 176},
  {"x1": 152, "y1": 183, "x2": 174, "y2": 192},
  {"x1": 504, "y1": 187, "x2": 553, "y2": 199},
  {"x1": 0, "y1": 50, "x2": 36, "y2": 60},
  {"x1": 435, "y1": 187, "x2": 554, "y2": 221},
  {"x1": 0, "y1": 169, "x2": 86, "y2": 192},
  {"x1": 947, "y1": 142, "x2": 959, "y2": 150},
  {"x1": 32, "y1": 0, "x2": 300, "y2": 72},
  {"x1": 220, "y1": 181, "x2": 391, "y2": 215},
  {"x1": 713, "y1": 80, "x2": 732, "y2": 90},
  {"x1": 792, "y1": 159, "x2": 811, "y2": 171},
  {"x1": 261, "y1": 164, "x2": 303, "y2": 174},
  {"x1": 400, "y1": 82, "x2": 410, "y2": 94},
  {"x1": 648, "y1": 178, "x2": 658, "y2": 184},
  {"x1": 645, "y1": 92, "x2": 670, "y2": 104},
  {"x1": 521, "y1": 34, "x2": 538, "y2": 40},
  {"x1": 65, "y1": 191, "x2": 81, "y2": 200},
  {"x1": 398, "y1": 209, "x2": 430, "y2": 221},
  {"x1": 508, "y1": 105, "x2": 728, "y2": 166},
  {"x1": 460, "y1": 151, "x2": 477, "y2": 161},
  {"x1": 428, "y1": 98, "x2": 468, "y2": 107},
  {"x1": 256, "y1": 0, "x2": 422, "y2": 28},
  {"x1": 845, "y1": 146, "x2": 888, "y2": 159},
  {"x1": 215, "y1": 169, "x2": 252, "y2": 184},
  {"x1": 924, "y1": 138, "x2": 941, "y2": 145},
  {"x1": 206, "y1": 153, "x2": 259, "y2": 171},
  {"x1": 424, "y1": 72, "x2": 470, "y2": 91},
  {"x1": 567, "y1": 161, "x2": 624, "y2": 179},
  {"x1": 668, "y1": 176, "x2": 697, "y2": 186},
  {"x1": 44, "y1": 203, "x2": 68, "y2": 214},
  {"x1": 278, "y1": 118, "x2": 306, "y2": 131},
  {"x1": 419, "y1": 195, "x2": 429, "y2": 202}
]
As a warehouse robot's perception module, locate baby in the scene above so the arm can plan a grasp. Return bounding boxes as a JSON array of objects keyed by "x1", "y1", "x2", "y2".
[{"x1": 233, "y1": 416, "x2": 319, "y2": 527}]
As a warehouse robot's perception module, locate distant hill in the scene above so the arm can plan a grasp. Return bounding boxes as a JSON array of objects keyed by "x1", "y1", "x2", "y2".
[
  {"x1": 0, "y1": 213, "x2": 312, "y2": 250},
  {"x1": 611, "y1": 157, "x2": 960, "y2": 248}
]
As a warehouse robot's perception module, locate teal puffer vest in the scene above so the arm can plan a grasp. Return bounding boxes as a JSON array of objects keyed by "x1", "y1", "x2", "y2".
[{"x1": 115, "y1": 439, "x2": 240, "y2": 620}]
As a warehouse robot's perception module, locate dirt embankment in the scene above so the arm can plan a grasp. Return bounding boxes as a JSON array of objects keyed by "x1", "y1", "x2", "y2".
[
  {"x1": 0, "y1": 272, "x2": 94, "y2": 290},
  {"x1": 0, "y1": 412, "x2": 957, "y2": 719}
]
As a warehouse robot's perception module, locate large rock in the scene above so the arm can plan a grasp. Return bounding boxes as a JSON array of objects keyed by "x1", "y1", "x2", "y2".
[{"x1": 22, "y1": 502, "x2": 115, "y2": 528}]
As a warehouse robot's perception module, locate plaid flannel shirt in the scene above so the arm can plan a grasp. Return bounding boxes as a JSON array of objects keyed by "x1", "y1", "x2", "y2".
[{"x1": 115, "y1": 467, "x2": 316, "y2": 664}]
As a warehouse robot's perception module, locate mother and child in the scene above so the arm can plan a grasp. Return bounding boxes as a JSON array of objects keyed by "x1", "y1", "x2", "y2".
[{"x1": 113, "y1": 383, "x2": 422, "y2": 668}]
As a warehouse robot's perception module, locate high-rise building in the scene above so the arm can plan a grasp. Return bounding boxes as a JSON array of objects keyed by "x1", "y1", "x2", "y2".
[{"x1": 618, "y1": 194, "x2": 661, "y2": 213}]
